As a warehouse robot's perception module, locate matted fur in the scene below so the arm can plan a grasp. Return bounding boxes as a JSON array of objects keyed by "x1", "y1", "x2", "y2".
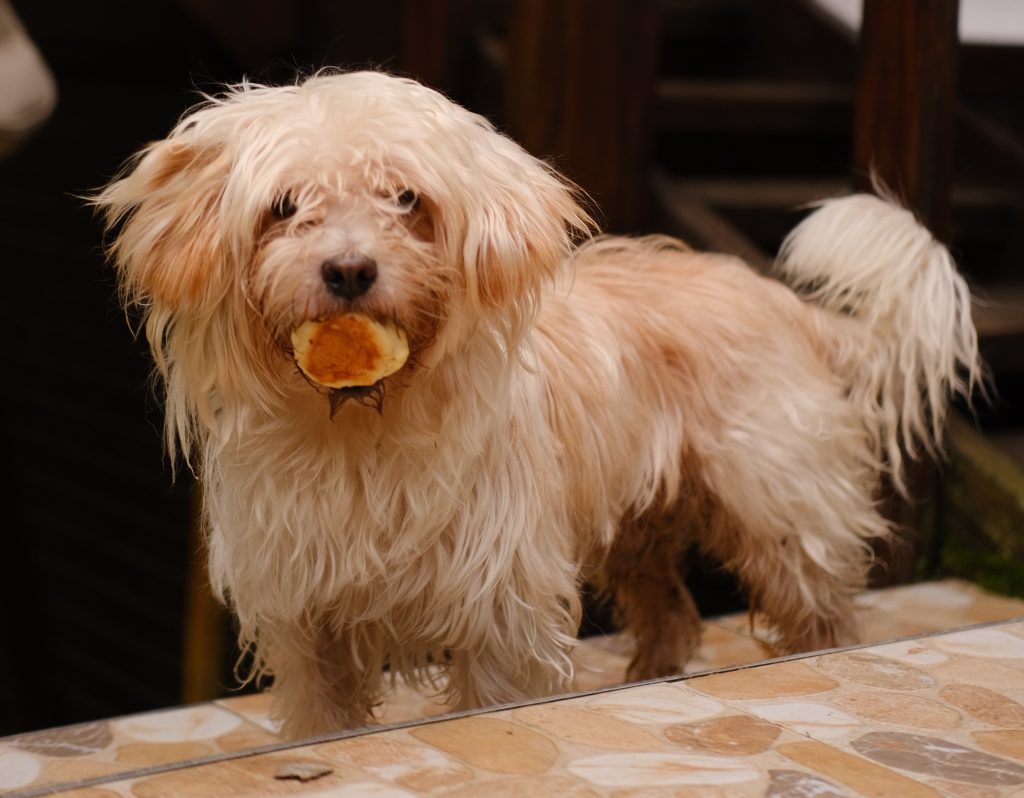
[{"x1": 93, "y1": 71, "x2": 980, "y2": 738}]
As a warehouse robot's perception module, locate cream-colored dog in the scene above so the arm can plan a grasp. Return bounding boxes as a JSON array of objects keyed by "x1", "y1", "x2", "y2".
[{"x1": 95, "y1": 71, "x2": 979, "y2": 738}]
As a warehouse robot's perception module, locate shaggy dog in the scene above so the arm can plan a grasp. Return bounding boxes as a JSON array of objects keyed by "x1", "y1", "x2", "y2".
[{"x1": 94, "y1": 71, "x2": 979, "y2": 738}]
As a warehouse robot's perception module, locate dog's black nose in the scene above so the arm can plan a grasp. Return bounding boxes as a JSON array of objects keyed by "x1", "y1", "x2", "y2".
[{"x1": 321, "y1": 256, "x2": 378, "y2": 300}]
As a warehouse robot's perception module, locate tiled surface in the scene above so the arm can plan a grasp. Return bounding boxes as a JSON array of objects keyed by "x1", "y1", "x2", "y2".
[
  {"x1": 0, "y1": 705, "x2": 278, "y2": 796},
  {"x1": 213, "y1": 617, "x2": 768, "y2": 737},
  {"x1": 3, "y1": 579, "x2": 1023, "y2": 797},
  {"x1": 716, "y1": 578, "x2": 1024, "y2": 653}
]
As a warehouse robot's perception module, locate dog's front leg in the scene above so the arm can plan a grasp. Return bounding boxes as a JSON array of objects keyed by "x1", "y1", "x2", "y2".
[
  {"x1": 443, "y1": 578, "x2": 579, "y2": 711},
  {"x1": 263, "y1": 620, "x2": 386, "y2": 738}
]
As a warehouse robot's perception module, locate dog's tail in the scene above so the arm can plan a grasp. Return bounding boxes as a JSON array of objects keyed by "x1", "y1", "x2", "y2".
[{"x1": 776, "y1": 193, "x2": 983, "y2": 495}]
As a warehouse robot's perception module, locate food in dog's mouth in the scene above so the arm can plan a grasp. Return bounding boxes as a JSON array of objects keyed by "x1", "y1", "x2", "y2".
[{"x1": 291, "y1": 314, "x2": 409, "y2": 390}]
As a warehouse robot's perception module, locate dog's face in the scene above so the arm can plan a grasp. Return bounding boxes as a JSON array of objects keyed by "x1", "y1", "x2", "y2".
[{"x1": 96, "y1": 72, "x2": 590, "y2": 419}]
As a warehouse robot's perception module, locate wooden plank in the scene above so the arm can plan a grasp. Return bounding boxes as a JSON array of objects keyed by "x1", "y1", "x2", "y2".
[
  {"x1": 974, "y1": 285, "x2": 1024, "y2": 372},
  {"x1": 651, "y1": 173, "x2": 773, "y2": 273},
  {"x1": 504, "y1": 0, "x2": 659, "y2": 232},
  {"x1": 958, "y1": 103, "x2": 1024, "y2": 184},
  {"x1": 973, "y1": 285, "x2": 1024, "y2": 339},
  {"x1": 649, "y1": 176, "x2": 1018, "y2": 212},
  {"x1": 657, "y1": 80, "x2": 851, "y2": 134},
  {"x1": 661, "y1": 177, "x2": 852, "y2": 210},
  {"x1": 660, "y1": 0, "x2": 857, "y2": 83}
]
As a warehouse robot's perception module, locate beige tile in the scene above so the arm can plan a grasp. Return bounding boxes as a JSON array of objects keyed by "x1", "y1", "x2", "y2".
[
  {"x1": 113, "y1": 705, "x2": 248, "y2": 744},
  {"x1": 61, "y1": 656, "x2": 965, "y2": 798},
  {"x1": 216, "y1": 692, "x2": 280, "y2": 735},
  {"x1": 439, "y1": 774, "x2": 602, "y2": 796},
  {"x1": 0, "y1": 703, "x2": 278, "y2": 796},
  {"x1": 688, "y1": 660, "x2": 839, "y2": 700},
  {"x1": 776, "y1": 739, "x2": 944, "y2": 797},
  {"x1": 0, "y1": 749, "x2": 43, "y2": 792},
  {"x1": 714, "y1": 579, "x2": 1024, "y2": 647},
  {"x1": 203, "y1": 579, "x2": 1024, "y2": 747},
  {"x1": 973, "y1": 730, "x2": 1024, "y2": 761},
  {"x1": 512, "y1": 702, "x2": 662, "y2": 750},
  {"x1": 582, "y1": 682, "x2": 727, "y2": 726},
  {"x1": 313, "y1": 730, "x2": 477, "y2": 791},
  {"x1": 694, "y1": 624, "x2": 1024, "y2": 795},
  {"x1": 571, "y1": 633, "x2": 632, "y2": 691},
  {"x1": 409, "y1": 717, "x2": 561, "y2": 776},
  {"x1": 124, "y1": 749, "x2": 347, "y2": 798},
  {"x1": 662, "y1": 713, "x2": 782, "y2": 755},
  {"x1": 688, "y1": 621, "x2": 771, "y2": 673},
  {"x1": 375, "y1": 680, "x2": 449, "y2": 726},
  {"x1": 857, "y1": 579, "x2": 1024, "y2": 643}
]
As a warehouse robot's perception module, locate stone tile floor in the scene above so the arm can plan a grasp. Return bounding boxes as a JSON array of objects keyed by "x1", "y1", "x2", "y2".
[{"x1": 2, "y1": 579, "x2": 1024, "y2": 797}]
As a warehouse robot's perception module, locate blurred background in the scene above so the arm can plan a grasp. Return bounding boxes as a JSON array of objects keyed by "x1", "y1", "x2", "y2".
[{"x1": 1, "y1": 0, "x2": 1022, "y2": 736}]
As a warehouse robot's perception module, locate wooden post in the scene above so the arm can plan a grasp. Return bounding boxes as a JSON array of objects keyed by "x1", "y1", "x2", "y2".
[
  {"x1": 401, "y1": 0, "x2": 464, "y2": 92},
  {"x1": 854, "y1": 0, "x2": 960, "y2": 240},
  {"x1": 180, "y1": 484, "x2": 226, "y2": 704},
  {"x1": 853, "y1": 0, "x2": 961, "y2": 583},
  {"x1": 504, "y1": 0, "x2": 659, "y2": 232}
]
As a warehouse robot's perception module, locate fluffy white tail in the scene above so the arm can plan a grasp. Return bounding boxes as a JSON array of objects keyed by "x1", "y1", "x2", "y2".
[{"x1": 776, "y1": 193, "x2": 982, "y2": 495}]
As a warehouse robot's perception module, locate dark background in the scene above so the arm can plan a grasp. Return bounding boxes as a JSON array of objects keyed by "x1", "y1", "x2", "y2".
[{"x1": 2, "y1": 0, "x2": 1021, "y2": 735}]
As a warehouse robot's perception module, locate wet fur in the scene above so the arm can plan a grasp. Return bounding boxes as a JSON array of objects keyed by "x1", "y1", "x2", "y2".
[{"x1": 93, "y1": 71, "x2": 980, "y2": 738}]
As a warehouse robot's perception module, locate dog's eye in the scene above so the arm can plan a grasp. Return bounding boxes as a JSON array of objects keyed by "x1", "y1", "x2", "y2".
[
  {"x1": 396, "y1": 189, "x2": 420, "y2": 211},
  {"x1": 271, "y1": 194, "x2": 298, "y2": 220}
]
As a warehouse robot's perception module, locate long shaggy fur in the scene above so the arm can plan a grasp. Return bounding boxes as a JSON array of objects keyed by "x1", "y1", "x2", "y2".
[{"x1": 92, "y1": 71, "x2": 980, "y2": 738}]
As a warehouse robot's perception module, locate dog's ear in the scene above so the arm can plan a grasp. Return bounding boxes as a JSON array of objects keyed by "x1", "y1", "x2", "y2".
[
  {"x1": 455, "y1": 132, "x2": 593, "y2": 310},
  {"x1": 93, "y1": 138, "x2": 230, "y2": 312}
]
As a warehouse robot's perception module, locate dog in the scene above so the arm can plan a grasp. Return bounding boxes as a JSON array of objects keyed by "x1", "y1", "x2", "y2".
[{"x1": 93, "y1": 71, "x2": 980, "y2": 738}]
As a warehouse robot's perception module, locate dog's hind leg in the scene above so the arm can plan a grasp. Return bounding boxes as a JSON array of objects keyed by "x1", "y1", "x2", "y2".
[
  {"x1": 692, "y1": 432, "x2": 881, "y2": 655},
  {"x1": 679, "y1": 352, "x2": 891, "y2": 656},
  {"x1": 605, "y1": 505, "x2": 703, "y2": 681},
  {"x1": 698, "y1": 511, "x2": 865, "y2": 655}
]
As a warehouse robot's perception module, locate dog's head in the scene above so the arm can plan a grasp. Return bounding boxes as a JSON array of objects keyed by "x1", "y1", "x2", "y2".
[{"x1": 94, "y1": 71, "x2": 591, "y2": 440}]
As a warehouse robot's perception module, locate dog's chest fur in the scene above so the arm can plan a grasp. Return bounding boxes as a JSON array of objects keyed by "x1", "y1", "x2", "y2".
[{"x1": 201, "y1": 355, "x2": 583, "y2": 642}]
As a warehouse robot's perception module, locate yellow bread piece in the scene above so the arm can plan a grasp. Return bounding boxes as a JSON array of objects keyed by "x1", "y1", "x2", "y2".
[{"x1": 291, "y1": 314, "x2": 409, "y2": 389}]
